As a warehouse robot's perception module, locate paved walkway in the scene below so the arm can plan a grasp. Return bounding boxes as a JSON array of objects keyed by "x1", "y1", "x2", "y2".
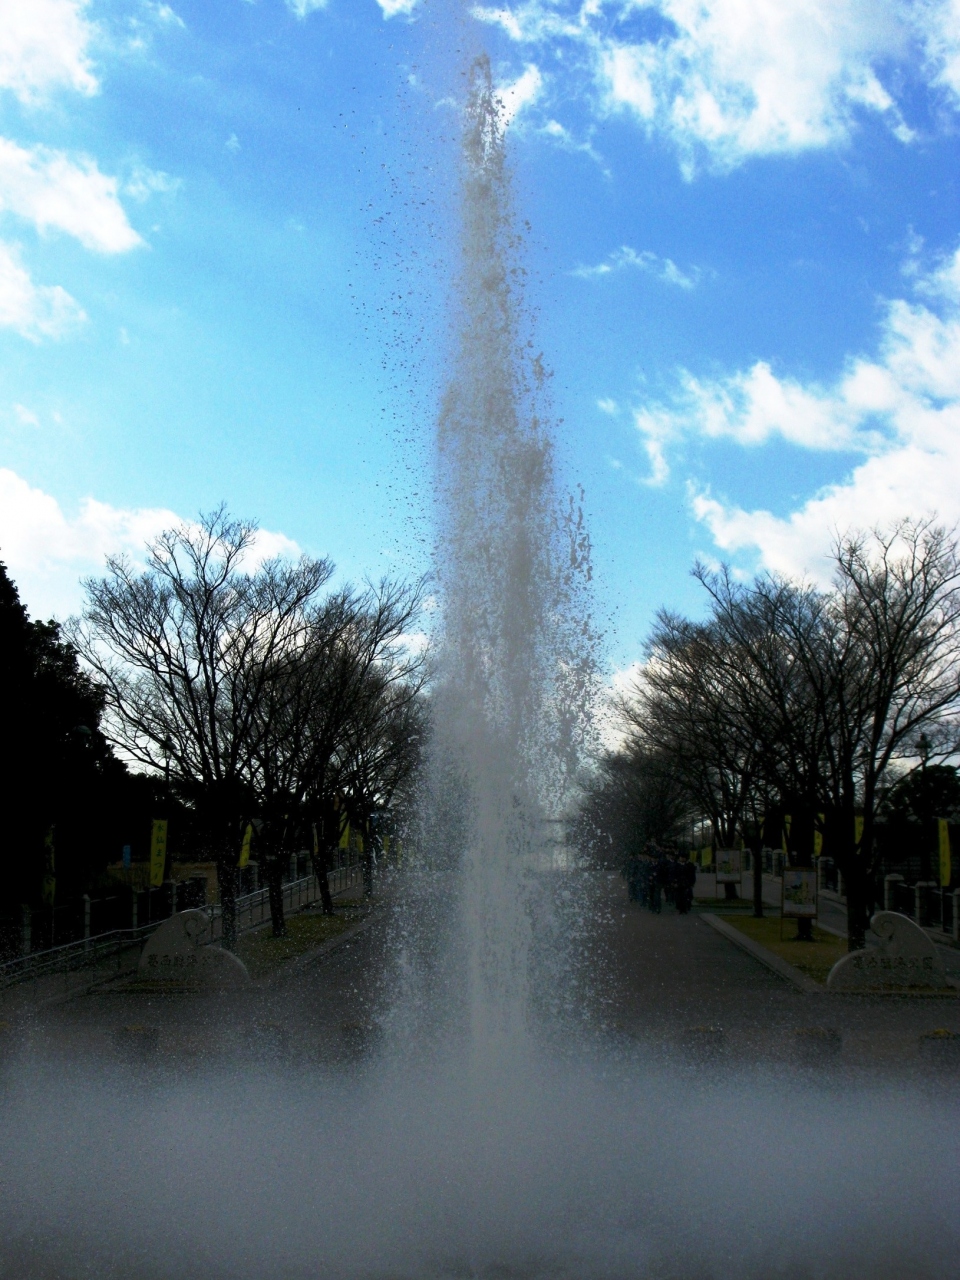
[
  {"x1": 4, "y1": 869, "x2": 959, "y2": 1075},
  {"x1": 594, "y1": 869, "x2": 960, "y2": 1070}
]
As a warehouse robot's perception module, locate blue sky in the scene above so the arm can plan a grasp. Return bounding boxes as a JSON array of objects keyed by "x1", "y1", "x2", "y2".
[{"x1": 3, "y1": 0, "x2": 960, "y2": 672}]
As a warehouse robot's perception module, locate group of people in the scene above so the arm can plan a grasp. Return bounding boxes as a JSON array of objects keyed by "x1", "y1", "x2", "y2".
[{"x1": 623, "y1": 845, "x2": 698, "y2": 915}]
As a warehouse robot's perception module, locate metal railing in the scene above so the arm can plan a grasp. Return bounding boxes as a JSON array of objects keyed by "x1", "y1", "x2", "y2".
[
  {"x1": 0, "y1": 921, "x2": 164, "y2": 990},
  {"x1": 0, "y1": 861, "x2": 364, "y2": 992}
]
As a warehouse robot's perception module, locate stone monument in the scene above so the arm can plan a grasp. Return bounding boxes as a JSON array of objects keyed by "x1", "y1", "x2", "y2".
[
  {"x1": 827, "y1": 911, "x2": 951, "y2": 991},
  {"x1": 138, "y1": 909, "x2": 250, "y2": 988}
]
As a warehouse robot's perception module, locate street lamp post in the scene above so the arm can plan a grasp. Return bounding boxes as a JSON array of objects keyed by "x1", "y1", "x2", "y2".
[{"x1": 162, "y1": 736, "x2": 175, "y2": 915}]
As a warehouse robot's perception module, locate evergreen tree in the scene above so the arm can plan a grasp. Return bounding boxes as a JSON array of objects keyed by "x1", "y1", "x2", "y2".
[{"x1": 0, "y1": 561, "x2": 128, "y2": 945}]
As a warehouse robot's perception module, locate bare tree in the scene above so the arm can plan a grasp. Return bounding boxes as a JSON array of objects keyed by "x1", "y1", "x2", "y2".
[
  {"x1": 814, "y1": 521, "x2": 960, "y2": 946},
  {"x1": 572, "y1": 744, "x2": 689, "y2": 871},
  {"x1": 247, "y1": 577, "x2": 427, "y2": 928},
  {"x1": 72, "y1": 508, "x2": 333, "y2": 948},
  {"x1": 696, "y1": 520, "x2": 960, "y2": 948}
]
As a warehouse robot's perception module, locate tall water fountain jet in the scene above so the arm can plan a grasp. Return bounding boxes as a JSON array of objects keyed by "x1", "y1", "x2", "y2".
[{"x1": 431, "y1": 55, "x2": 594, "y2": 1053}]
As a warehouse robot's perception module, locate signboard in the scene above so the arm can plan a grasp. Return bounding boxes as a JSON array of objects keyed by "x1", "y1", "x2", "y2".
[
  {"x1": 149, "y1": 818, "x2": 168, "y2": 888},
  {"x1": 782, "y1": 868, "x2": 818, "y2": 918},
  {"x1": 715, "y1": 848, "x2": 741, "y2": 884},
  {"x1": 939, "y1": 818, "x2": 952, "y2": 888}
]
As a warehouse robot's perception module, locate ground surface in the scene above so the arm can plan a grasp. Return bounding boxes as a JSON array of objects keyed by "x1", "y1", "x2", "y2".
[
  {"x1": 595, "y1": 869, "x2": 960, "y2": 1071},
  {"x1": 2, "y1": 867, "x2": 959, "y2": 1075}
]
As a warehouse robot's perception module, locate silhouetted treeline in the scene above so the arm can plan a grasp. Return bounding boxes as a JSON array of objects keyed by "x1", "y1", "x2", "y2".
[{"x1": 0, "y1": 561, "x2": 167, "y2": 953}]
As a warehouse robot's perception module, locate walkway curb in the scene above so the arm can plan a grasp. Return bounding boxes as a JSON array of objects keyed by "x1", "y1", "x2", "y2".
[{"x1": 702, "y1": 913, "x2": 822, "y2": 994}]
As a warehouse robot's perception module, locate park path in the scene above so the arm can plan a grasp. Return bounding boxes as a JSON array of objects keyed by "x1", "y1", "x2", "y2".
[
  {"x1": 4, "y1": 868, "x2": 960, "y2": 1073},
  {"x1": 593, "y1": 868, "x2": 960, "y2": 1070}
]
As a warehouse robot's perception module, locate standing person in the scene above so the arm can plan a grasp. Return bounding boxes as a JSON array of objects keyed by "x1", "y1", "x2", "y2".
[
  {"x1": 664, "y1": 854, "x2": 679, "y2": 908},
  {"x1": 640, "y1": 855, "x2": 655, "y2": 906},
  {"x1": 676, "y1": 852, "x2": 697, "y2": 915},
  {"x1": 623, "y1": 851, "x2": 641, "y2": 902},
  {"x1": 650, "y1": 848, "x2": 664, "y2": 914}
]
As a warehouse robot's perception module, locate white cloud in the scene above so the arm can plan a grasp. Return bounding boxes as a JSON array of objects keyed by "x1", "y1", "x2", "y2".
[
  {"x1": 244, "y1": 526, "x2": 303, "y2": 565},
  {"x1": 646, "y1": 242, "x2": 960, "y2": 576},
  {"x1": 285, "y1": 0, "x2": 329, "y2": 15},
  {"x1": 123, "y1": 164, "x2": 180, "y2": 202},
  {"x1": 0, "y1": 0, "x2": 97, "y2": 104},
  {"x1": 476, "y1": 0, "x2": 923, "y2": 169},
  {"x1": 13, "y1": 403, "x2": 41, "y2": 428},
  {"x1": 0, "y1": 470, "x2": 302, "y2": 620},
  {"x1": 143, "y1": 2, "x2": 185, "y2": 27},
  {"x1": 573, "y1": 244, "x2": 701, "y2": 288},
  {"x1": 0, "y1": 239, "x2": 86, "y2": 340},
  {"x1": 919, "y1": 0, "x2": 960, "y2": 105},
  {"x1": 633, "y1": 359, "x2": 885, "y2": 481},
  {"x1": 0, "y1": 471, "x2": 180, "y2": 618},
  {"x1": 0, "y1": 138, "x2": 141, "y2": 253},
  {"x1": 376, "y1": 0, "x2": 420, "y2": 16},
  {"x1": 498, "y1": 63, "x2": 543, "y2": 125}
]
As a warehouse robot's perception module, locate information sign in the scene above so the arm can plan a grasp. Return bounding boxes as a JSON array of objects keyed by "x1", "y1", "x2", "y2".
[
  {"x1": 782, "y1": 868, "x2": 818, "y2": 918},
  {"x1": 715, "y1": 848, "x2": 741, "y2": 884}
]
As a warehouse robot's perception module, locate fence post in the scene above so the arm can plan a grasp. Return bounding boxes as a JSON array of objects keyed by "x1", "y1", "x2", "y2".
[
  {"x1": 953, "y1": 889, "x2": 960, "y2": 943},
  {"x1": 83, "y1": 895, "x2": 91, "y2": 950},
  {"x1": 131, "y1": 891, "x2": 138, "y2": 934},
  {"x1": 884, "y1": 874, "x2": 904, "y2": 912},
  {"x1": 20, "y1": 904, "x2": 31, "y2": 956}
]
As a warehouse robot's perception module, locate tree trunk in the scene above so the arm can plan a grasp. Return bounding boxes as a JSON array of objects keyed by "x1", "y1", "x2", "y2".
[
  {"x1": 220, "y1": 863, "x2": 238, "y2": 951},
  {"x1": 266, "y1": 858, "x2": 287, "y2": 937},
  {"x1": 313, "y1": 848, "x2": 335, "y2": 915},
  {"x1": 845, "y1": 854, "x2": 867, "y2": 951}
]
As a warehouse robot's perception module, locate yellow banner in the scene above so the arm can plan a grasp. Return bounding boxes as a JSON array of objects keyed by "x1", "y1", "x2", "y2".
[
  {"x1": 814, "y1": 812, "x2": 824, "y2": 858},
  {"x1": 339, "y1": 820, "x2": 350, "y2": 851},
  {"x1": 149, "y1": 818, "x2": 168, "y2": 888},
  {"x1": 939, "y1": 818, "x2": 952, "y2": 888},
  {"x1": 854, "y1": 815, "x2": 864, "y2": 848},
  {"x1": 238, "y1": 822, "x2": 252, "y2": 869}
]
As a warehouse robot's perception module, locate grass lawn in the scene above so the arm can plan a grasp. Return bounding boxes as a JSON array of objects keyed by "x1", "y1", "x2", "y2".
[
  {"x1": 721, "y1": 914, "x2": 847, "y2": 985},
  {"x1": 235, "y1": 906, "x2": 366, "y2": 979}
]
